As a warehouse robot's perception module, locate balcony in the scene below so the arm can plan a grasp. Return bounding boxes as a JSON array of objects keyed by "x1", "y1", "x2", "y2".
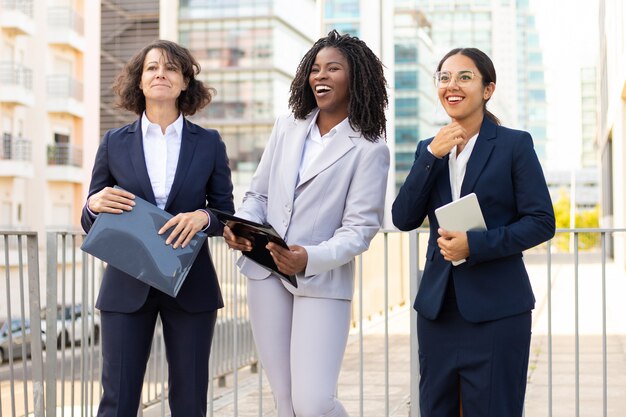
[
  {"x1": 47, "y1": 75, "x2": 85, "y2": 118},
  {"x1": 0, "y1": 133, "x2": 33, "y2": 177},
  {"x1": 46, "y1": 143, "x2": 83, "y2": 183},
  {"x1": 0, "y1": 61, "x2": 34, "y2": 107},
  {"x1": 0, "y1": 0, "x2": 35, "y2": 36},
  {"x1": 47, "y1": 7, "x2": 85, "y2": 52}
]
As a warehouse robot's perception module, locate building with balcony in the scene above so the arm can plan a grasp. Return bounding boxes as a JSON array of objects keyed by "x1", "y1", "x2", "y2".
[{"x1": 0, "y1": 0, "x2": 95, "y2": 233}]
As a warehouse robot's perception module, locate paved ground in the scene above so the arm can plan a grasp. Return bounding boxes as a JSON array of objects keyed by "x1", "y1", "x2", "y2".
[{"x1": 143, "y1": 260, "x2": 626, "y2": 417}]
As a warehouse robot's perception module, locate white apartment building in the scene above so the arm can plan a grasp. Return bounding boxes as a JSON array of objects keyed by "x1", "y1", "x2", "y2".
[{"x1": 0, "y1": 0, "x2": 100, "y2": 238}]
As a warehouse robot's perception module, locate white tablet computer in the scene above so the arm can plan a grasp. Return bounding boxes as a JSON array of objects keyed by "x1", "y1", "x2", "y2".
[{"x1": 434, "y1": 193, "x2": 487, "y2": 265}]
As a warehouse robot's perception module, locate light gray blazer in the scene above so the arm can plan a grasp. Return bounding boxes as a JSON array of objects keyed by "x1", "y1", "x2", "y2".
[{"x1": 236, "y1": 110, "x2": 390, "y2": 300}]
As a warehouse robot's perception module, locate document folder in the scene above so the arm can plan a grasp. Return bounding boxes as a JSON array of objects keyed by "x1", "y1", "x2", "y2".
[
  {"x1": 80, "y1": 186, "x2": 207, "y2": 297},
  {"x1": 210, "y1": 209, "x2": 297, "y2": 288},
  {"x1": 434, "y1": 193, "x2": 487, "y2": 266}
]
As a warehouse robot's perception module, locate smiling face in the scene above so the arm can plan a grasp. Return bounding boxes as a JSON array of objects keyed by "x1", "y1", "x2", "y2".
[
  {"x1": 139, "y1": 48, "x2": 188, "y2": 109},
  {"x1": 308, "y1": 47, "x2": 350, "y2": 120},
  {"x1": 437, "y1": 53, "x2": 495, "y2": 124}
]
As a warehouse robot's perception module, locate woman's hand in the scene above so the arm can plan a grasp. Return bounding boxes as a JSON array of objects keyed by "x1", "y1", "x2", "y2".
[
  {"x1": 88, "y1": 187, "x2": 135, "y2": 214},
  {"x1": 159, "y1": 211, "x2": 208, "y2": 249},
  {"x1": 437, "y1": 228, "x2": 470, "y2": 262},
  {"x1": 266, "y1": 242, "x2": 308, "y2": 276},
  {"x1": 223, "y1": 225, "x2": 253, "y2": 252},
  {"x1": 429, "y1": 122, "x2": 468, "y2": 158}
]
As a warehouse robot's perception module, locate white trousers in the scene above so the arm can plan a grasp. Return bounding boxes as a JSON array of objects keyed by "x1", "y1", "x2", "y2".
[{"x1": 247, "y1": 276, "x2": 351, "y2": 417}]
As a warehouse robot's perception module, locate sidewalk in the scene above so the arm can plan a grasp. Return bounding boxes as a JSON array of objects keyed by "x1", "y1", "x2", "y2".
[{"x1": 144, "y1": 260, "x2": 626, "y2": 416}]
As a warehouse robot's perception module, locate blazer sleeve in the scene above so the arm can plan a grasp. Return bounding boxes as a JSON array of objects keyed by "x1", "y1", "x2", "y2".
[
  {"x1": 303, "y1": 141, "x2": 390, "y2": 277},
  {"x1": 204, "y1": 133, "x2": 235, "y2": 236},
  {"x1": 81, "y1": 131, "x2": 114, "y2": 233},
  {"x1": 466, "y1": 132, "x2": 555, "y2": 264},
  {"x1": 391, "y1": 139, "x2": 448, "y2": 231}
]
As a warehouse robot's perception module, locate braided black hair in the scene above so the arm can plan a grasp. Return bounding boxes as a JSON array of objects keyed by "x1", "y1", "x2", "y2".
[{"x1": 288, "y1": 30, "x2": 388, "y2": 142}]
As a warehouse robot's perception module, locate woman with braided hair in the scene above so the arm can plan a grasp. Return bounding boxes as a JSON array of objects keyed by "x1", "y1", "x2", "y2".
[{"x1": 223, "y1": 30, "x2": 390, "y2": 416}]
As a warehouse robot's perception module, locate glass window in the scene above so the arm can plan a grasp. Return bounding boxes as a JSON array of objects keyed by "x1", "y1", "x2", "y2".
[
  {"x1": 395, "y1": 44, "x2": 417, "y2": 64},
  {"x1": 395, "y1": 126, "x2": 418, "y2": 145},
  {"x1": 395, "y1": 98, "x2": 418, "y2": 118},
  {"x1": 395, "y1": 71, "x2": 417, "y2": 90},
  {"x1": 324, "y1": 0, "x2": 359, "y2": 18}
]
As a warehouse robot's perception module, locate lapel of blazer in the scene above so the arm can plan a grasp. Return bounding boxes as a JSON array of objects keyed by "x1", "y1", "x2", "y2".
[
  {"x1": 460, "y1": 117, "x2": 497, "y2": 196},
  {"x1": 296, "y1": 117, "x2": 357, "y2": 187},
  {"x1": 282, "y1": 111, "x2": 314, "y2": 197},
  {"x1": 165, "y1": 118, "x2": 199, "y2": 211},
  {"x1": 127, "y1": 118, "x2": 157, "y2": 204}
]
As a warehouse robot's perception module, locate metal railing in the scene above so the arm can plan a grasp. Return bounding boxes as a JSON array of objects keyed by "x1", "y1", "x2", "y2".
[
  {"x1": 47, "y1": 7, "x2": 84, "y2": 36},
  {"x1": 0, "y1": 62, "x2": 33, "y2": 90},
  {"x1": 1, "y1": 228, "x2": 625, "y2": 416},
  {"x1": 47, "y1": 75, "x2": 84, "y2": 101},
  {"x1": 0, "y1": 231, "x2": 44, "y2": 417},
  {"x1": 47, "y1": 144, "x2": 82, "y2": 167},
  {"x1": 1, "y1": 134, "x2": 31, "y2": 161},
  {"x1": 0, "y1": 0, "x2": 34, "y2": 17}
]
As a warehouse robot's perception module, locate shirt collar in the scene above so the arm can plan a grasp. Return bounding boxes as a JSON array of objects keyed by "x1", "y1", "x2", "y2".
[
  {"x1": 141, "y1": 112, "x2": 184, "y2": 137},
  {"x1": 305, "y1": 112, "x2": 350, "y2": 141}
]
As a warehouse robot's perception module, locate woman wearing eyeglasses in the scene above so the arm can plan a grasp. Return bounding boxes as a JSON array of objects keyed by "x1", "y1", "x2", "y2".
[{"x1": 392, "y1": 48, "x2": 555, "y2": 417}]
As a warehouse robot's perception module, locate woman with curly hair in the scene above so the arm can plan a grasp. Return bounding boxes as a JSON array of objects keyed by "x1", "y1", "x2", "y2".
[
  {"x1": 81, "y1": 39, "x2": 234, "y2": 417},
  {"x1": 224, "y1": 30, "x2": 390, "y2": 416}
]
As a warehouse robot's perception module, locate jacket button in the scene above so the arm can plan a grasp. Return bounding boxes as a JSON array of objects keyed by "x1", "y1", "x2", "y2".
[{"x1": 425, "y1": 164, "x2": 431, "y2": 170}]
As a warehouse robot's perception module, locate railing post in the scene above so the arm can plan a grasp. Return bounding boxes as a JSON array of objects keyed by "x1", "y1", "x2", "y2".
[
  {"x1": 46, "y1": 232, "x2": 59, "y2": 417},
  {"x1": 409, "y1": 230, "x2": 420, "y2": 417},
  {"x1": 26, "y1": 233, "x2": 45, "y2": 417}
]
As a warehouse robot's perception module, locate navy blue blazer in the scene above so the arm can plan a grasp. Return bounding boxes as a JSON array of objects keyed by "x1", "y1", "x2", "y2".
[
  {"x1": 81, "y1": 118, "x2": 234, "y2": 314},
  {"x1": 392, "y1": 117, "x2": 555, "y2": 323}
]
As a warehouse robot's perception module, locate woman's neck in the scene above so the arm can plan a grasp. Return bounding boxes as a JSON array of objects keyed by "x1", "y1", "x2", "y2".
[
  {"x1": 453, "y1": 113, "x2": 484, "y2": 155},
  {"x1": 145, "y1": 104, "x2": 180, "y2": 134},
  {"x1": 453, "y1": 113, "x2": 484, "y2": 141},
  {"x1": 316, "y1": 110, "x2": 348, "y2": 137}
]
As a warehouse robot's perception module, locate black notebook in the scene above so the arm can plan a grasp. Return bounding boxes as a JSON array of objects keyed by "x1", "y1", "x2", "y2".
[
  {"x1": 210, "y1": 209, "x2": 297, "y2": 288},
  {"x1": 81, "y1": 186, "x2": 207, "y2": 297}
]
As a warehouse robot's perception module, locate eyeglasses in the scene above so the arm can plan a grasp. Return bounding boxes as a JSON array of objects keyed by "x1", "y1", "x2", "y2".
[{"x1": 433, "y1": 70, "x2": 481, "y2": 88}]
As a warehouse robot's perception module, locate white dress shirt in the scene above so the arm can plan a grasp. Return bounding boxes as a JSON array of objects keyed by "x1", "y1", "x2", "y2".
[
  {"x1": 448, "y1": 133, "x2": 478, "y2": 201},
  {"x1": 298, "y1": 115, "x2": 350, "y2": 185},
  {"x1": 141, "y1": 112, "x2": 183, "y2": 209}
]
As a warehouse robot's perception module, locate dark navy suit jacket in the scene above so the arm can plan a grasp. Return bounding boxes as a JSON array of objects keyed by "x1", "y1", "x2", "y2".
[
  {"x1": 81, "y1": 118, "x2": 234, "y2": 314},
  {"x1": 392, "y1": 117, "x2": 555, "y2": 323}
]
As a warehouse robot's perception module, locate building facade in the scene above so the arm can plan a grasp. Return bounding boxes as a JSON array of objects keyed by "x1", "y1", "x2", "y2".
[
  {"x1": 177, "y1": 0, "x2": 318, "y2": 204},
  {"x1": 418, "y1": 0, "x2": 548, "y2": 163},
  {"x1": 0, "y1": 0, "x2": 92, "y2": 236},
  {"x1": 597, "y1": 0, "x2": 626, "y2": 264}
]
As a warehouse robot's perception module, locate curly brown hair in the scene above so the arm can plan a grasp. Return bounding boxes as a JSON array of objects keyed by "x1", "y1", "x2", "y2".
[
  {"x1": 113, "y1": 39, "x2": 215, "y2": 116},
  {"x1": 288, "y1": 30, "x2": 388, "y2": 142}
]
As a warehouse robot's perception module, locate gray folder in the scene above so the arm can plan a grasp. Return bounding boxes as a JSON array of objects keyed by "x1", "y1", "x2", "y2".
[{"x1": 80, "y1": 186, "x2": 207, "y2": 297}]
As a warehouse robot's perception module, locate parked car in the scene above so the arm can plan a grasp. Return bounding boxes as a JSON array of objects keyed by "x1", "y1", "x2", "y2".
[
  {"x1": 41, "y1": 304, "x2": 100, "y2": 348},
  {"x1": 0, "y1": 319, "x2": 34, "y2": 363}
]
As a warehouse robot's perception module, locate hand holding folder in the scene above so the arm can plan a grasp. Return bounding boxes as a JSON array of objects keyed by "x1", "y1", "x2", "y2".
[
  {"x1": 434, "y1": 193, "x2": 487, "y2": 266},
  {"x1": 211, "y1": 209, "x2": 297, "y2": 287},
  {"x1": 80, "y1": 187, "x2": 207, "y2": 297}
]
